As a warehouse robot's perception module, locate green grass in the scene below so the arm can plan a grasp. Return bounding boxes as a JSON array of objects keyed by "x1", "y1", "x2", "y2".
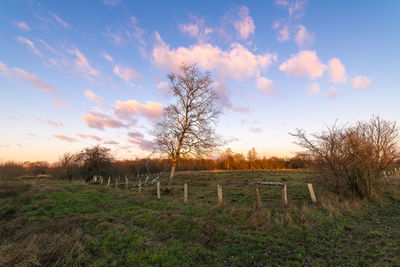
[{"x1": 1, "y1": 171, "x2": 399, "y2": 266}]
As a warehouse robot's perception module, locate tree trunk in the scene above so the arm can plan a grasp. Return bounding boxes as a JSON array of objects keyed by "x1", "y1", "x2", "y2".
[{"x1": 167, "y1": 162, "x2": 176, "y2": 191}]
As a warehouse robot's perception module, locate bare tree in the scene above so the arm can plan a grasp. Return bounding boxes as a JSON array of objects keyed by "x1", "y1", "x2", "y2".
[
  {"x1": 58, "y1": 152, "x2": 75, "y2": 179},
  {"x1": 291, "y1": 116, "x2": 399, "y2": 199},
  {"x1": 153, "y1": 63, "x2": 221, "y2": 190}
]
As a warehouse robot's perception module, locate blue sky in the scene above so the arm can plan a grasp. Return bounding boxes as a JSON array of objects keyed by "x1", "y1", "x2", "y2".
[{"x1": 0, "y1": 0, "x2": 399, "y2": 162}]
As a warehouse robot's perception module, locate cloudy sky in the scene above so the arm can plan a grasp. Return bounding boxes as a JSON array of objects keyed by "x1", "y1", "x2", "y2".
[{"x1": 1, "y1": 0, "x2": 399, "y2": 162}]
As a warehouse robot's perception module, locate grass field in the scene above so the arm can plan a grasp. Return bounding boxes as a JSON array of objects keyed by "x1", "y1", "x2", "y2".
[{"x1": 1, "y1": 170, "x2": 400, "y2": 266}]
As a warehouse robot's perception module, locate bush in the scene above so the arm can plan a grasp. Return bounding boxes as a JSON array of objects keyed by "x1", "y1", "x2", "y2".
[{"x1": 291, "y1": 116, "x2": 399, "y2": 199}]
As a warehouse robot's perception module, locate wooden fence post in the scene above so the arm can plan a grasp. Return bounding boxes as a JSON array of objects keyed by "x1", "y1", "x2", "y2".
[
  {"x1": 282, "y1": 184, "x2": 287, "y2": 205},
  {"x1": 139, "y1": 179, "x2": 142, "y2": 193},
  {"x1": 157, "y1": 182, "x2": 160, "y2": 199},
  {"x1": 217, "y1": 184, "x2": 223, "y2": 207},
  {"x1": 307, "y1": 183, "x2": 317, "y2": 203},
  {"x1": 255, "y1": 183, "x2": 261, "y2": 210},
  {"x1": 107, "y1": 177, "x2": 110, "y2": 187},
  {"x1": 125, "y1": 176, "x2": 128, "y2": 189},
  {"x1": 100, "y1": 177, "x2": 103, "y2": 185},
  {"x1": 115, "y1": 177, "x2": 118, "y2": 189},
  {"x1": 184, "y1": 183, "x2": 188, "y2": 204}
]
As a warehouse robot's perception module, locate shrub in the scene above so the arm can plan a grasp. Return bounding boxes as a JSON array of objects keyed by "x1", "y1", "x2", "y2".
[{"x1": 291, "y1": 116, "x2": 399, "y2": 199}]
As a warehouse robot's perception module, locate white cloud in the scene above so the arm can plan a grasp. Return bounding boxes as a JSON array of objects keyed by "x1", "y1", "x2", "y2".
[
  {"x1": 351, "y1": 75, "x2": 372, "y2": 89},
  {"x1": 14, "y1": 21, "x2": 30, "y2": 31},
  {"x1": 84, "y1": 90, "x2": 104, "y2": 104},
  {"x1": 307, "y1": 82, "x2": 320, "y2": 95},
  {"x1": 295, "y1": 25, "x2": 314, "y2": 47},
  {"x1": 17, "y1": 37, "x2": 42, "y2": 56},
  {"x1": 113, "y1": 63, "x2": 142, "y2": 82},
  {"x1": 233, "y1": 6, "x2": 255, "y2": 40},
  {"x1": 256, "y1": 76, "x2": 274, "y2": 94},
  {"x1": 328, "y1": 58, "x2": 348, "y2": 83},
  {"x1": 279, "y1": 50, "x2": 326, "y2": 79}
]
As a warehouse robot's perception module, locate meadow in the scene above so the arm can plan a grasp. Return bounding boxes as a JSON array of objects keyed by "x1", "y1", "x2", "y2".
[{"x1": 1, "y1": 170, "x2": 399, "y2": 266}]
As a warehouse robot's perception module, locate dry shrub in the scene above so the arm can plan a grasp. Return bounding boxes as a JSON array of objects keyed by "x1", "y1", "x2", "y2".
[
  {"x1": 0, "y1": 230, "x2": 85, "y2": 266},
  {"x1": 292, "y1": 116, "x2": 399, "y2": 199},
  {"x1": 0, "y1": 180, "x2": 31, "y2": 198}
]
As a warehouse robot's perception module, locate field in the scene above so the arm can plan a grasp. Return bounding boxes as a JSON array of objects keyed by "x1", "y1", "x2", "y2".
[{"x1": 1, "y1": 170, "x2": 400, "y2": 266}]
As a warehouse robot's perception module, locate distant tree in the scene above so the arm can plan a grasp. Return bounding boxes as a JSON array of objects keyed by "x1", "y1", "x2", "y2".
[
  {"x1": 247, "y1": 147, "x2": 257, "y2": 169},
  {"x1": 58, "y1": 152, "x2": 76, "y2": 179},
  {"x1": 221, "y1": 148, "x2": 234, "y2": 170},
  {"x1": 153, "y1": 64, "x2": 221, "y2": 190},
  {"x1": 75, "y1": 145, "x2": 113, "y2": 177},
  {"x1": 26, "y1": 161, "x2": 49, "y2": 175},
  {"x1": 291, "y1": 115, "x2": 399, "y2": 199}
]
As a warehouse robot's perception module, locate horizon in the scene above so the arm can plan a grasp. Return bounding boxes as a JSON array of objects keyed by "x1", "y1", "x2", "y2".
[{"x1": 1, "y1": 0, "x2": 400, "y2": 162}]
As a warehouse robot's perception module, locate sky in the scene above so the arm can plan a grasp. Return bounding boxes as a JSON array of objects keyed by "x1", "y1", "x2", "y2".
[{"x1": 0, "y1": 0, "x2": 400, "y2": 162}]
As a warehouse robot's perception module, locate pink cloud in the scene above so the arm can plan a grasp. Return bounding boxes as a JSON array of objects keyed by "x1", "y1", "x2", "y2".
[
  {"x1": 179, "y1": 16, "x2": 214, "y2": 43},
  {"x1": 13, "y1": 21, "x2": 30, "y2": 31},
  {"x1": 295, "y1": 25, "x2": 314, "y2": 48},
  {"x1": 102, "y1": 52, "x2": 113, "y2": 62},
  {"x1": 279, "y1": 50, "x2": 326, "y2": 79},
  {"x1": 0, "y1": 61, "x2": 55, "y2": 94},
  {"x1": 351, "y1": 75, "x2": 372, "y2": 89},
  {"x1": 84, "y1": 90, "x2": 104, "y2": 104},
  {"x1": 152, "y1": 32, "x2": 276, "y2": 80},
  {"x1": 233, "y1": 6, "x2": 255, "y2": 40},
  {"x1": 38, "y1": 118, "x2": 64, "y2": 128},
  {"x1": 250, "y1": 127, "x2": 262, "y2": 133},
  {"x1": 256, "y1": 76, "x2": 274, "y2": 94},
  {"x1": 76, "y1": 133, "x2": 102, "y2": 141},
  {"x1": 48, "y1": 11, "x2": 69, "y2": 28},
  {"x1": 17, "y1": 37, "x2": 42, "y2": 56},
  {"x1": 113, "y1": 63, "x2": 142, "y2": 82},
  {"x1": 52, "y1": 98, "x2": 71, "y2": 108},
  {"x1": 53, "y1": 135, "x2": 77, "y2": 142},
  {"x1": 68, "y1": 49, "x2": 99, "y2": 78},
  {"x1": 307, "y1": 82, "x2": 320, "y2": 95},
  {"x1": 114, "y1": 100, "x2": 163, "y2": 120},
  {"x1": 82, "y1": 110, "x2": 127, "y2": 130},
  {"x1": 128, "y1": 138, "x2": 154, "y2": 151},
  {"x1": 326, "y1": 87, "x2": 338, "y2": 99},
  {"x1": 328, "y1": 58, "x2": 348, "y2": 83}
]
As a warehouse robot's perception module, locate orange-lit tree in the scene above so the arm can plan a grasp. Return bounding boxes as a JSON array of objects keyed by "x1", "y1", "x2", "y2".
[{"x1": 153, "y1": 64, "x2": 221, "y2": 191}]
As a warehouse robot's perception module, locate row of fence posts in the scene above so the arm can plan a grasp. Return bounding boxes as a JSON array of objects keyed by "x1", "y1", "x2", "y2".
[
  {"x1": 383, "y1": 168, "x2": 400, "y2": 178},
  {"x1": 96, "y1": 175, "x2": 317, "y2": 207}
]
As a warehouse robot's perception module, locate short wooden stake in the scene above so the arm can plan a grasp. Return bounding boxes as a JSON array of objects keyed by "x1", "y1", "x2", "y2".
[
  {"x1": 282, "y1": 184, "x2": 287, "y2": 205},
  {"x1": 217, "y1": 184, "x2": 223, "y2": 207},
  {"x1": 107, "y1": 177, "x2": 110, "y2": 187},
  {"x1": 125, "y1": 176, "x2": 128, "y2": 189},
  {"x1": 115, "y1": 178, "x2": 118, "y2": 189},
  {"x1": 307, "y1": 183, "x2": 317, "y2": 203},
  {"x1": 184, "y1": 183, "x2": 188, "y2": 204},
  {"x1": 157, "y1": 182, "x2": 160, "y2": 199},
  {"x1": 255, "y1": 184, "x2": 261, "y2": 210},
  {"x1": 139, "y1": 179, "x2": 142, "y2": 193}
]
